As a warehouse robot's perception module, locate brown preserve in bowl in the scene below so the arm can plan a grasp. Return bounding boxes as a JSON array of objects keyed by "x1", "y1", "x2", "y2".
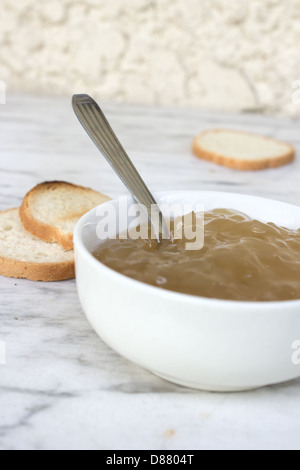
[{"x1": 93, "y1": 209, "x2": 300, "y2": 302}]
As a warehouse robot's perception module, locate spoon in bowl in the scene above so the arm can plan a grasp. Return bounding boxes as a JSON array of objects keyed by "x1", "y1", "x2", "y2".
[{"x1": 72, "y1": 94, "x2": 169, "y2": 242}]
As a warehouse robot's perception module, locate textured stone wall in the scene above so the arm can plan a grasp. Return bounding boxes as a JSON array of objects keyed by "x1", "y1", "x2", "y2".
[{"x1": 1, "y1": 0, "x2": 300, "y2": 116}]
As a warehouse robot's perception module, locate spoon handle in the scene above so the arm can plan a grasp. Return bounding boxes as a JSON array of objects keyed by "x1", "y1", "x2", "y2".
[{"x1": 72, "y1": 94, "x2": 167, "y2": 239}]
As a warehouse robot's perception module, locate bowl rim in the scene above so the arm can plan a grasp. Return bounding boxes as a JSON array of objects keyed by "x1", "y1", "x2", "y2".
[{"x1": 74, "y1": 190, "x2": 300, "y2": 309}]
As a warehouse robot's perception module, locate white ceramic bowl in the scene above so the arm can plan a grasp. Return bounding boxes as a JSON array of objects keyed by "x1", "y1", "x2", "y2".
[{"x1": 74, "y1": 191, "x2": 300, "y2": 392}]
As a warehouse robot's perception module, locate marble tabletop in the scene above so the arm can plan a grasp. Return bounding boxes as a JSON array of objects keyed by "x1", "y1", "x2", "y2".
[{"x1": 1, "y1": 93, "x2": 300, "y2": 451}]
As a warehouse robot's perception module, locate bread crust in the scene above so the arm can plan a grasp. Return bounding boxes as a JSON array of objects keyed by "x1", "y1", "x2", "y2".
[
  {"x1": 0, "y1": 256, "x2": 75, "y2": 282},
  {"x1": 0, "y1": 207, "x2": 75, "y2": 282},
  {"x1": 193, "y1": 129, "x2": 295, "y2": 171},
  {"x1": 20, "y1": 181, "x2": 109, "y2": 250}
]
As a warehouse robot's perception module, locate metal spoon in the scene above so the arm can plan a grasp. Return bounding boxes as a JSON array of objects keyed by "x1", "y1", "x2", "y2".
[{"x1": 72, "y1": 94, "x2": 169, "y2": 241}]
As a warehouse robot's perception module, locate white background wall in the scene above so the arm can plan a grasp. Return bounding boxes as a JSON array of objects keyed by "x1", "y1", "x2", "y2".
[{"x1": 1, "y1": 0, "x2": 300, "y2": 116}]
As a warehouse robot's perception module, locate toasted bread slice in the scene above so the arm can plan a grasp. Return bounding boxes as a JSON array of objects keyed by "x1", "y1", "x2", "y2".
[
  {"x1": 0, "y1": 208, "x2": 74, "y2": 281},
  {"x1": 20, "y1": 181, "x2": 111, "y2": 250},
  {"x1": 193, "y1": 129, "x2": 295, "y2": 170}
]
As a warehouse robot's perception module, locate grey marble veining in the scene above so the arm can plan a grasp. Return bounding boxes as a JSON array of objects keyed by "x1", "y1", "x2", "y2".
[{"x1": 1, "y1": 94, "x2": 300, "y2": 450}]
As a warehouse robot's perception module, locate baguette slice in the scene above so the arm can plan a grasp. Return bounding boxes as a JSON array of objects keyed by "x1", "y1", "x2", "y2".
[
  {"x1": 193, "y1": 129, "x2": 295, "y2": 170},
  {"x1": 0, "y1": 208, "x2": 74, "y2": 281},
  {"x1": 20, "y1": 181, "x2": 111, "y2": 250}
]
